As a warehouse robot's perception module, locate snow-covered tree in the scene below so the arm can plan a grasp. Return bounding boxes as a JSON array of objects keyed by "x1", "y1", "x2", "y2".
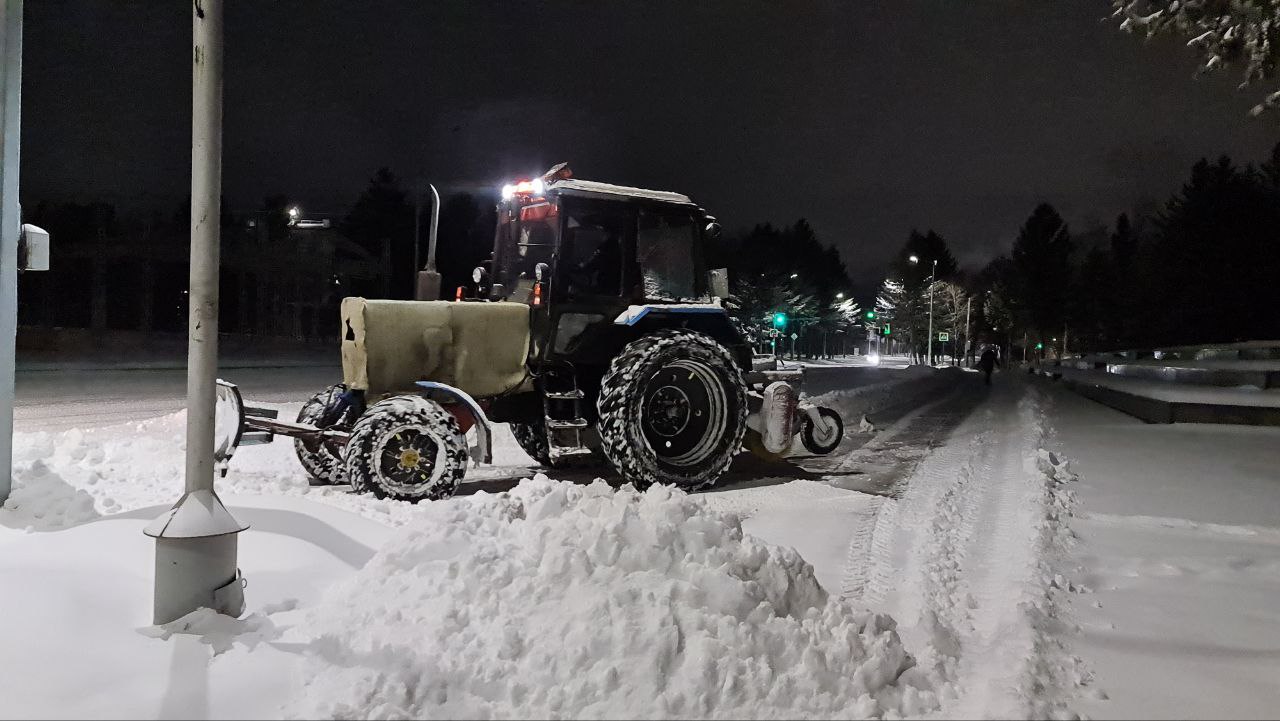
[
  {"x1": 830, "y1": 297, "x2": 863, "y2": 326},
  {"x1": 875, "y1": 277, "x2": 930, "y2": 360},
  {"x1": 1111, "y1": 0, "x2": 1280, "y2": 115},
  {"x1": 933, "y1": 280, "x2": 971, "y2": 361}
]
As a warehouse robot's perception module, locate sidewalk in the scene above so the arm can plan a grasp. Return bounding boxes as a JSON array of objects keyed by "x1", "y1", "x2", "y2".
[{"x1": 1049, "y1": 381, "x2": 1280, "y2": 719}]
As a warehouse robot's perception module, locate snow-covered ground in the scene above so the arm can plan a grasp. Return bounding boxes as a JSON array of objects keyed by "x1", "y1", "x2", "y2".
[
  {"x1": 3, "y1": 366, "x2": 1276, "y2": 718},
  {"x1": 1054, "y1": 365, "x2": 1280, "y2": 406},
  {"x1": 1051, "y1": 390, "x2": 1280, "y2": 719}
]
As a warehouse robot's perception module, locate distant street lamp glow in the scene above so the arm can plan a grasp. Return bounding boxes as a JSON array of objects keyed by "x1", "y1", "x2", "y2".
[
  {"x1": 789, "y1": 273, "x2": 798, "y2": 279},
  {"x1": 908, "y1": 255, "x2": 919, "y2": 264},
  {"x1": 836, "y1": 292, "x2": 844, "y2": 299},
  {"x1": 288, "y1": 206, "x2": 299, "y2": 219}
]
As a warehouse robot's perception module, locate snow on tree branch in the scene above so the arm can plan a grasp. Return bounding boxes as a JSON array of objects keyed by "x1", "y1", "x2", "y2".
[{"x1": 1111, "y1": 0, "x2": 1280, "y2": 115}]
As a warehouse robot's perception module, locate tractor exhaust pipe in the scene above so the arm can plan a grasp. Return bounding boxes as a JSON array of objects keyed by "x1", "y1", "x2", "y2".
[{"x1": 415, "y1": 183, "x2": 442, "y2": 300}]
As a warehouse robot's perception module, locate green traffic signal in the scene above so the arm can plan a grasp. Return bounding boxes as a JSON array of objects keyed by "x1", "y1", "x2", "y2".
[
  {"x1": 772, "y1": 312, "x2": 788, "y2": 329},
  {"x1": 882, "y1": 323, "x2": 891, "y2": 336},
  {"x1": 865, "y1": 310, "x2": 876, "y2": 320},
  {"x1": 1035, "y1": 342, "x2": 1044, "y2": 350}
]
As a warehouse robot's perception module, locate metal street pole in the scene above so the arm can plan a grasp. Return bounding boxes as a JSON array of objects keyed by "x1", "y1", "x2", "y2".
[
  {"x1": 926, "y1": 259, "x2": 936, "y2": 366},
  {"x1": 963, "y1": 296, "x2": 971, "y2": 366},
  {"x1": 145, "y1": 0, "x2": 246, "y2": 626},
  {"x1": 0, "y1": 0, "x2": 21, "y2": 505}
]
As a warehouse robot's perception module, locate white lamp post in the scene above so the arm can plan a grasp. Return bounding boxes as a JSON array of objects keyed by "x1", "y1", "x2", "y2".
[{"x1": 908, "y1": 255, "x2": 938, "y2": 366}]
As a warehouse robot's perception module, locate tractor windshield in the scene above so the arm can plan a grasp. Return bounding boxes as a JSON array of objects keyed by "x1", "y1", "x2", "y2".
[
  {"x1": 493, "y1": 206, "x2": 556, "y2": 304},
  {"x1": 637, "y1": 207, "x2": 703, "y2": 301}
]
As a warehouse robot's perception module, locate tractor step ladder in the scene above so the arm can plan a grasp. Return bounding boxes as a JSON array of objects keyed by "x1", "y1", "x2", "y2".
[{"x1": 541, "y1": 366, "x2": 594, "y2": 464}]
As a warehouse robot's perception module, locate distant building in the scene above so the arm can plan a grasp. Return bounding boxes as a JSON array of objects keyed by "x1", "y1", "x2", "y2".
[{"x1": 16, "y1": 208, "x2": 392, "y2": 342}]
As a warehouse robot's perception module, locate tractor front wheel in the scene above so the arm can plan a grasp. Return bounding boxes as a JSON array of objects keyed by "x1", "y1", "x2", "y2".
[
  {"x1": 344, "y1": 395, "x2": 468, "y2": 502},
  {"x1": 295, "y1": 384, "x2": 348, "y2": 486},
  {"x1": 597, "y1": 330, "x2": 747, "y2": 491}
]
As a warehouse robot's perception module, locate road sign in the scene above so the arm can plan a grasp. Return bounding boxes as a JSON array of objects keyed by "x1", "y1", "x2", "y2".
[
  {"x1": 938, "y1": 332, "x2": 950, "y2": 341},
  {"x1": 790, "y1": 333, "x2": 798, "y2": 340}
]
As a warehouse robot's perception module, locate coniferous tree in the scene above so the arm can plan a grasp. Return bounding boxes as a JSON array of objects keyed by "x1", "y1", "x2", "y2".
[
  {"x1": 1011, "y1": 203, "x2": 1073, "y2": 342},
  {"x1": 344, "y1": 167, "x2": 414, "y2": 298}
]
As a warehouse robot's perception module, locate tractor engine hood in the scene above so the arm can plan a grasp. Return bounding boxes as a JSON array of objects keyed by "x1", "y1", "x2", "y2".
[{"x1": 341, "y1": 298, "x2": 533, "y2": 399}]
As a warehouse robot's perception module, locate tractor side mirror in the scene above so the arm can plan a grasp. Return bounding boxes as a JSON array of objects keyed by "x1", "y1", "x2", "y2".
[
  {"x1": 535, "y1": 262, "x2": 549, "y2": 283},
  {"x1": 704, "y1": 222, "x2": 722, "y2": 241},
  {"x1": 709, "y1": 267, "x2": 730, "y2": 299}
]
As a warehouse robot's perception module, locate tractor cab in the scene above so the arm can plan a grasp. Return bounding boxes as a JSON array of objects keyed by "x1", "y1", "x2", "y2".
[{"x1": 478, "y1": 164, "x2": 740, "y2": 369}]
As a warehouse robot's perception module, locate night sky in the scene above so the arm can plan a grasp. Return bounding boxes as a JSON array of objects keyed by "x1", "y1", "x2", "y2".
[{"x1": 21, "y1": 0, "x2": 1280, "y2": 292}]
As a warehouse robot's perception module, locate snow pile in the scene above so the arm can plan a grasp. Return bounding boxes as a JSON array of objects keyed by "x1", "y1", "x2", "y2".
[
  {"x1": 6, "y1": 408, "x2": 442, "y2": 529},
  {"x1": 1, "y1": 458, "x2": 101, "y2": 531},
  {"x1": 290, "y1": 477, "x2": 921, "y2": 720},
  {"x1": 1016, "y1": 394, "x2": 1089, "y2": 719}
]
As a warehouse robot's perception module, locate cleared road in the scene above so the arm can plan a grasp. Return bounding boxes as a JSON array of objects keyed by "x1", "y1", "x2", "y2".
[{"x1": 14, "y1": 365, "x2": 344, "y2": 431}]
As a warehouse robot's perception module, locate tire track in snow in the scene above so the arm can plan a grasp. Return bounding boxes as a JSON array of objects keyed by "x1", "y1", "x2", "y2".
[
  {"x1": 862, "y1": 378, "x2": 1085, "y2": 718},
  {"x1": 837, "y1": 383, "x2": 988, "y2": 604}
]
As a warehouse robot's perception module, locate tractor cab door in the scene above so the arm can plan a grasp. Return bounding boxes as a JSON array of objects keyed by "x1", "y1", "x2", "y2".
[{"x1": 541, "y1": 196, "x2": 637, "y2": 362}]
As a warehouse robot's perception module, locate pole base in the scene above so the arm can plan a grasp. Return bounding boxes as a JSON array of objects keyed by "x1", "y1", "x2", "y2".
[{"x1": 145, "y1": 489, "x2": 247, "y2": 625}]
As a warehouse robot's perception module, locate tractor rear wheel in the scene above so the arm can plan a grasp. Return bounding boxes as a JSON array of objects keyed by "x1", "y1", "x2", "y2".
[
  {"x1": 597, "y1": 330, "x2": 747, "y2": 491},
  {"x1": 344, "y1": 395, "x2": 468, "y2": 502},
  {"x1": 295, "y1": 384, "x2": 348, "y2": 486},
  {"x1": 509, "y1": 419, "x2": 551, "y2": 466}
]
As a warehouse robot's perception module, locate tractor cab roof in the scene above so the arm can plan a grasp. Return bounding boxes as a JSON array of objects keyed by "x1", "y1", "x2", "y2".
[
  {"x1": 547, "y1": 178, "x2": 696, "y2": 208},
  {"x1": 501, "y1": 164, "x2": 702, "y2": 211}
]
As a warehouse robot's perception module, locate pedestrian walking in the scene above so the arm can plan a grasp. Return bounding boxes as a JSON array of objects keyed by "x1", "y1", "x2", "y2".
[{"x1": 978, "y1": 344, "x2": 1000, "y2": 386}]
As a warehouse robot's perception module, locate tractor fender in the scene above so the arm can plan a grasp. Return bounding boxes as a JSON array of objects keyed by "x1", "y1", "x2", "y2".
[
  {"x1": 414, "y1": 381, "x2": 493, "y2": 465},
  {"x1": 612, "y1": 304, "x2": 752, "y2": 370}
]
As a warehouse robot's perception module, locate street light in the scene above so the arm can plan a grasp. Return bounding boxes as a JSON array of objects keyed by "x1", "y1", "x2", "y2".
[
  {"x1": 909, "y1": 255, "x2": 939, "y2": 365},
  {"x1": 789, "y1": 273, "x2": 798, "y2": 279},
  {"x1": 835, "y1": 292, "x2": 844, "y2": 299}
]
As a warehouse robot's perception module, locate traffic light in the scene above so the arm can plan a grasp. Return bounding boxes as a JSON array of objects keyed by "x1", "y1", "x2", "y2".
[
  {"x1": 772, "y1": 312, "x2": 788, "y2": 330},
  {"x1": 1035, "y1": 342, "x2": 1044, "y2": 350},
  {"x1": 865, "y1": 310, "x2": 876, "y2": 320},
  {"x1": 882, "y1": 323, "x2": 891, "y2": 336}
]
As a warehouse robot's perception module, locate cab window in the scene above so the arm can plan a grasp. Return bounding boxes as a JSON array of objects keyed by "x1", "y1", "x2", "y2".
[{"x1": 637, "y1": 208, "x2": 700, "y2": 301}]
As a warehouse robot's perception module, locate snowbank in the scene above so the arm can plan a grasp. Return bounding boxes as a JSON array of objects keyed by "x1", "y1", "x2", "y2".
[
  {"x1": 3, "y1": 407, "x2": 537, "y2": 532},
  {"x1": 290, "y1": 477, "x2": 923, "y2": 720}
]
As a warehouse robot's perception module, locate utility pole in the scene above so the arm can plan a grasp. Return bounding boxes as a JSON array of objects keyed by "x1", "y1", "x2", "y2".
[
  {"x1": 0, "y1": 0, "x2": 21, "y2": 505},
  {"x1": 963, "y1": 296, "x2": 971, "y2": 366},
  {"x1": 145, "y1": 0, "x2": 246, "y2": 625},
  {"x1": 926, "y1": 259, "x2": 937, "y2": 366}
]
